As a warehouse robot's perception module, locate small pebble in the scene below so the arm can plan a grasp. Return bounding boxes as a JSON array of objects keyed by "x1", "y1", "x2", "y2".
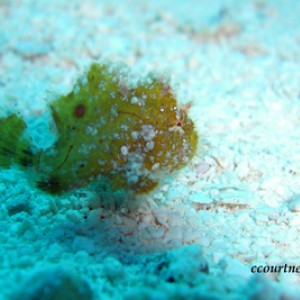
[
  {"x1": 288, "y1": 194, "x2": 300, "y2": 212},
  {"x1": 14, "y1": 267, "x2": 93, "y2": 300}
]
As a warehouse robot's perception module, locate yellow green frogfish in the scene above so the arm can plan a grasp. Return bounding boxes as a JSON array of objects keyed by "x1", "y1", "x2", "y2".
[{"x1": 0, "y1": 62, "x2": 198, "y2": 194}]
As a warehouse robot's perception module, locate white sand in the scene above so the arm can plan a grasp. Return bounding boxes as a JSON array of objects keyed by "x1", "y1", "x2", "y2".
[{"x1": 1, "y1": 0, "x2": 300, "y2": 299}]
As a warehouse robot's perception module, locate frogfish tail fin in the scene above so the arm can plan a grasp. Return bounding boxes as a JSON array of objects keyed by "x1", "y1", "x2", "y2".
[{"x1": 0, "y1": 114, "x2": 34, "y2": 168}]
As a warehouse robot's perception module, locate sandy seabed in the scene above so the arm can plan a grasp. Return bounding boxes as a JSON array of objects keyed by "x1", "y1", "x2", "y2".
[{"x1": 1, "y1": 0, "x2": 300, "y2": 299}]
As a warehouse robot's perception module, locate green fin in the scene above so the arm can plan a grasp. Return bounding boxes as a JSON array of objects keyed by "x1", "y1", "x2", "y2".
[{"x1": 0, "y1": 114, "x2": 34, "y2": 168}]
